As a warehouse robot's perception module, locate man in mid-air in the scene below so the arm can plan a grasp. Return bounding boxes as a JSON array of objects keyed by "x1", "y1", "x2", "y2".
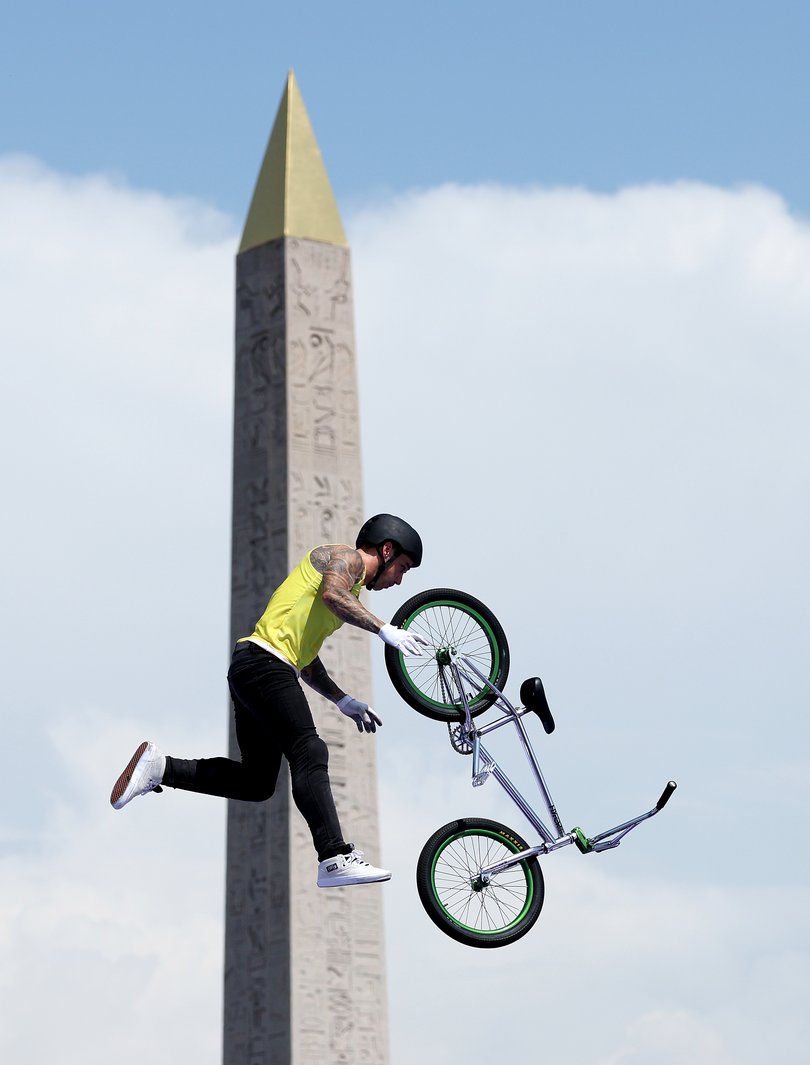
[{"x1": 110, "y1": 513, "x2": 425, "y2": 887}]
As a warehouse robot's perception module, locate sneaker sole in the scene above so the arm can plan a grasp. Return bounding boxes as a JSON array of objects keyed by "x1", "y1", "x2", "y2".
[
  {"x1": 110, "y1": 741, "x2": 150, "y2": 809},
  {"x1": 317, "y1": 872, "x2": 392, "y2": 888}
]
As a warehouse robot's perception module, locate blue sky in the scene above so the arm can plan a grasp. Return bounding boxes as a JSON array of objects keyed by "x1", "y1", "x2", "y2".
[
  {"x1": 2, "y1": 5, "x2": 809, "y2": 1065},
  {"x1": 5, "y1": 0, "x2": 810, "y2": 218}
]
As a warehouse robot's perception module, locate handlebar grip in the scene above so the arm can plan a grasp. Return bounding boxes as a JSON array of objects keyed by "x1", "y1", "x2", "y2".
[{"x1": 656, "y1": 780, "x2": 677, "y2": 811}]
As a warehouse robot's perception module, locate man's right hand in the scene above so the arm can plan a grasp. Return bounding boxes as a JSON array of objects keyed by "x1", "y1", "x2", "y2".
[
  {"x1": 378, "y1": 623, "x2": 428, "y2": 656},
  {"x1": 336, "y1": 695, "x2": 383, "y2": 734}
]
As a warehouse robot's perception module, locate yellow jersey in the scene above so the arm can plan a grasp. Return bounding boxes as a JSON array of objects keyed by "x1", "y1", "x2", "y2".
[{"x1": 239, "y1": 549, "x2": 365, "y2": 670}]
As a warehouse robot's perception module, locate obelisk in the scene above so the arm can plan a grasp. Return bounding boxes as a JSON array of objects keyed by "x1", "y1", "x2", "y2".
[{"x1": 224, "y1": 71, "x2": 390, "y2": 1065}]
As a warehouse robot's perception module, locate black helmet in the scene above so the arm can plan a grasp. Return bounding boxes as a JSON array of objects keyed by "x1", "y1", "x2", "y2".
[{"x1": 356, "y1": 513, "x2": 423, "y2": 567}]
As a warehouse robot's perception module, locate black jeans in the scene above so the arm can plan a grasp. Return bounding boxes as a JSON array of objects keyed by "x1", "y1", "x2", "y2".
[{"x1": 163, "y1": 642, "x2": 346, "y2": 862}]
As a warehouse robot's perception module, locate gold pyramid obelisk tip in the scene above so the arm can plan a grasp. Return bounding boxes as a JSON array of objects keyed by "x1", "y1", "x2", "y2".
[{"x1": 239, "y1": 70, "x2": 348, "y2": 252}]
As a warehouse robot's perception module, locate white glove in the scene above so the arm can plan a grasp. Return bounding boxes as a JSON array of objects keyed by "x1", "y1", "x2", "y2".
[
  {"x1": 378, "y1": 623, "x2": 428, "y2": 657},
  {"x1": 336, "y1": 695, "x2": 383, "y2": 734}
]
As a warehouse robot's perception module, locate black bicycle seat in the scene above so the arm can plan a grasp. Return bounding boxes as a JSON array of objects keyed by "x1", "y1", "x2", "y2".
[{"x1": 519, "y1": 677, "x2": 555, "y2": 734}]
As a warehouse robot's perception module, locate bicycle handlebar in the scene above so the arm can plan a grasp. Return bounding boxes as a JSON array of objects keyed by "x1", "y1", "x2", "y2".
[{"x1": 656, "y1": 780, "x2": 677, "y2": 811}]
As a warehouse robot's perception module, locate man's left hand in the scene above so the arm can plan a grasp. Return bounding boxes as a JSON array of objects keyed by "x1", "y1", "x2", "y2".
[{"x1": 336, "y1": 695, "x2": 383, "y2": 734}]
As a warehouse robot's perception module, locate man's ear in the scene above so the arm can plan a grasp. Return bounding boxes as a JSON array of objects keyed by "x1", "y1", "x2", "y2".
[{"x1": 381, "y1": 540, "x2": 394, "y2": 562}]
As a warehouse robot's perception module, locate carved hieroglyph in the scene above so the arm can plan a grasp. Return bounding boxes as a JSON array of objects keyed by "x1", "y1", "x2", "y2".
[{"x1": 225, "y1": 235, "x2": 389, "y2": 1065}]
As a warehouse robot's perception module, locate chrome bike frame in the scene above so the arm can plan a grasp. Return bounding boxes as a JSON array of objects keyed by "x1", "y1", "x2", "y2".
[{"x1": 446, "y1": 650, "x2": 676, "y2": 883}]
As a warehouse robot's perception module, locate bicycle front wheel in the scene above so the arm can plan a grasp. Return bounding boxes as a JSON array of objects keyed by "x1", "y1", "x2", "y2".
[
  {"x1": 416, "y1": 818, "x2": 544, "y2": 948},
  {"x1": 385, "y1": 588, "x2": 509, "y2": 722}
]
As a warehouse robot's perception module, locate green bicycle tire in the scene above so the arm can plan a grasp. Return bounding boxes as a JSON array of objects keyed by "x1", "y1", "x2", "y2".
[
  {"x1": 416, "y1": 818, "x2": 545, "y2": 948},
  {"x1": 384, "y1": 588, "x2": 510, "y2": 722}
]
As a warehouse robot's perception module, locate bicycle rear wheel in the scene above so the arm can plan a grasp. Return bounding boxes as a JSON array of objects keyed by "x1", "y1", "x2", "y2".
[
  {"x1": 385, "y1": 588, "x2": 509, "y2": 721},
  {"x1": 416, "y1": 817, "x2": 544, "y2": 947}
]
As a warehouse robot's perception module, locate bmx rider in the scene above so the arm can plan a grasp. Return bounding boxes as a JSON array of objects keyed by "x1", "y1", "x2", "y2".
[{"x1": 109, "y1": 513, "x2": 426, "y2": 887}]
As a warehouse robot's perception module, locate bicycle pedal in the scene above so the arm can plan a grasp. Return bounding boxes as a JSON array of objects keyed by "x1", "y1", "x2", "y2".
[{"x1": 472, "y1": 767, "x2": 493, "y2": 787}]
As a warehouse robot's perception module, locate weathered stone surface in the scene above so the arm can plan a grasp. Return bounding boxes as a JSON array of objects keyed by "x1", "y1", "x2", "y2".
[{"x1": 224, "y1": 236, "x2": 389, "y2": 1065}]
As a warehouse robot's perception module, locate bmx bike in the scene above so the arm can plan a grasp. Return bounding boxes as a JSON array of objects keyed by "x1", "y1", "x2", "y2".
[{"x1": 385, "y1": 588, "x2": 676, "y2": 948}]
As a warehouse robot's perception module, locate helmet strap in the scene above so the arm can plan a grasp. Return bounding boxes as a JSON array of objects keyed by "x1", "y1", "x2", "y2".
[{"x1": 366, "y1": 543, "x2": 399, "y2": 591}]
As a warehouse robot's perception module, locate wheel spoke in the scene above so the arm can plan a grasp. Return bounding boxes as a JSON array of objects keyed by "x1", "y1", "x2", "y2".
[
  {"x1": 387, "y1": 591, "x2": 510, "y2": 722},
  {"x1": 399, "y1": 602, "x2": 498, "y2": 710},
  {"x1": 432, "y1": 832, "x2": 531, "y2": 933}
]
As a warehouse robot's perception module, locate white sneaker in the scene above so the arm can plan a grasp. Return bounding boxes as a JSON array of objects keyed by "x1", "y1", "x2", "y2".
[
  {"x1": 110, "y1": 741, "x2": 166, "y2": 810},
  {"x1": 317, "y1": 848, "x2": 391, "y2": 887}
]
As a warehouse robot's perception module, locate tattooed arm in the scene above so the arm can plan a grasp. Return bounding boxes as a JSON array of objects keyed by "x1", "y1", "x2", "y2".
[
  {"x1": 300, "y1": 656, "x2": 344, "y2": 702},
  {"x1": 311, "y1": 543, "x2": 427, "y2": 660},
  {"x1": 310, "y1": 545, "x2": 385, "y2": 633}
]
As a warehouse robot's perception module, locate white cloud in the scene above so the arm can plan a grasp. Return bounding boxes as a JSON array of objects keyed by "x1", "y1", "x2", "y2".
[
  {"x1": 1, "y1": 157, "x2": 808, "y2": 1063},
  {"x1": 0, "y1": 708, "x2": 225, "y2": 1065},
  {"x1": 597, "y1": 1009, "x2": 739, "y2": 1065},
  {"x1": 1, "y1": 159, "x2": 234, "y2": 1064},
  {"x1": 350, "y1": 180, "x2": 810, "y2": 809},
  {"x1": 378, "y1": 725, "x2": 809, "y2": 1065}
]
